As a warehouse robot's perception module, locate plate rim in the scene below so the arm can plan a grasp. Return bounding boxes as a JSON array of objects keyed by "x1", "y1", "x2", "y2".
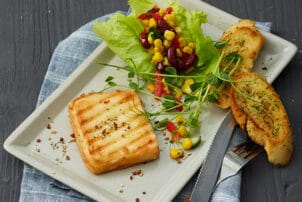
[{"x1": 3, "y1": 0, "x2": 298, "y2": 201}]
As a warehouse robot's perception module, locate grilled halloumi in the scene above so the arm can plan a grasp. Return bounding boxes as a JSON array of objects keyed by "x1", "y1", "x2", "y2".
[
  {"x1": 68, "y1": 90, "x2": 160, "y2": 174},
  {"x1": 215, "y1": 19, "x2": 265, "y2": 109},
  {"x1": 230, "y1": 72, "x2": 293, "y2": 166}
]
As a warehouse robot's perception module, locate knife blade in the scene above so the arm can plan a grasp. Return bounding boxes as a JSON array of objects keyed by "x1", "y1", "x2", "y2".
[{"x1": 190, "y1": 111, "x2": 236, "y2": 202}]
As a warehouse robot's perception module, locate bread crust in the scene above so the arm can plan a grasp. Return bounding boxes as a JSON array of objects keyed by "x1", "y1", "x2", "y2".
[
  {"x1": 231, "y1": 72, "x2": 293, "y2": 165},
  {"x1": 215, "y1": 19, "x2": 265, "y2": 109},
  {"x1": 68, "y1": 90, "x2": 160, "y2": 174}
]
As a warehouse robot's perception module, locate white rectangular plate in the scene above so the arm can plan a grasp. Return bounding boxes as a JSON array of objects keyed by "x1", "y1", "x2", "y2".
[{"x1": 4, "y1": 0, "x2": 297, "y2": 201}]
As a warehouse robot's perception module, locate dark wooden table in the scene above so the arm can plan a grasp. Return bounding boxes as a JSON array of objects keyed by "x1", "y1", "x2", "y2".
[{"x1": 1, "y1": 0, "x2": 301, "y2": 201}]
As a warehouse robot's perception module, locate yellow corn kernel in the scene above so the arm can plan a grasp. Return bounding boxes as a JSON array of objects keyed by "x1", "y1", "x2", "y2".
[
  {"x1": 164, "y1": 30, "x2": 176, "y2": 41},
  {"x1": 154, "y1": 39, "x2": 162, "y2": 47},
  {"x1": 164, "y1": 14, "x2": 175, "y2": 21},
  {"x1": 183, "y1": 46, "x2": 193, "y2": 54},
  {"x1": 152, "y1": 52, "x2": 164, "y2": 63},
  {"x1": 177, "y1": 125, "x2": 187, "y2": 136},
  {"x1": 154, "y1": 46, "x2": 164, "y2": 53},
  {"x1": 166, "y1": 19, "x2": 175, "y2": 27},
  {"x1": 182, "y1": 138, "x2": 193, "y2": 150},
  {"x1": 178, "y1": 37, "x2": 187, "y2": 47},
  {"x1": 174, "y1": 26, "x2": 182, "y2": 34},
  {"x1": 162, "y1": 79, "x2": 170, "y2": 94},
  {"x1": 163, "y1": 39, "x2": 172, "y2": 48},
  {"x1": 173, "y1": 87, "x2": 183, "y2": 99},
  {"x1": 163, "y1": 57, "x2": 170, "y2": 66},
  {"x1": 158, "y1": 9, "x2": 165, "y2": 16},
  {"x1": 188, "y1": 42, "x2": 195, "y2": 49},
  {"x1": 175, "y1": 115, "x2": 186, "y2": 125},
  {"x1": 182, "y1": 78, "x2": 195, "y2": 94},
  {"x1": 176, "y1": 48, "x2": 182, "y2": 57},
  {"x1": 148, "y1": 32, "x2": 154, "y2": 44},
  {"x1": 149, "y1": 18, "x2": 157, "y2": 28},
  {"x1": 146, "y1": 83, "x2": 155, "y2": 93},
  {"x1": 169, "y1": 148, "x2": 184, "y2": 159},
  {"x1": 142, "y1": 19, "x2": 149, "y2": 28},
  {"x1": 148, "y1": 47, "x2": 154, "y2": 55}
]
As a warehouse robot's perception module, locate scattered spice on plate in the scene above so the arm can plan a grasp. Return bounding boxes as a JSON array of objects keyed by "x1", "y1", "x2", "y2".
[
  {"x1": 132, "y1": 169, "x2": 143, "y2": 176},
  {"x1": 47, "y1": 123, "x2": 52, "y2": 129},
  {"x1": 36, "y1": 138, "x2": 41, "y2": 143},
  {"x1": 51, "y1": 130, "x2": 57, "y2": 135},
  {"x1": 118, "y1": 184, "x2": 125, "y2": 193}
]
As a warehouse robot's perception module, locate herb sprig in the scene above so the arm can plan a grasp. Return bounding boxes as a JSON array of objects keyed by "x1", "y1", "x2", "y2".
[{"x1": 97, "y1": 44, "x2": 243, "y2": 136}]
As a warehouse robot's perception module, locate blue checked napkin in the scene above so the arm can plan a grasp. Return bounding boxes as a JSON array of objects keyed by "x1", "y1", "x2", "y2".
[{"x1": 19, "y1": 10, "x2": 271, "y2": 202}]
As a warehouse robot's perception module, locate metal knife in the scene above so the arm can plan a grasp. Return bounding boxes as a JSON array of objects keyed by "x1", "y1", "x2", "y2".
[{"x1": 190, "y1": 111, "x2": 236, "y2": 202}]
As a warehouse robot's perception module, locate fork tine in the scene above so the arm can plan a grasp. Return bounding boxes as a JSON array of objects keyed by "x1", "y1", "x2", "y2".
[
  {"x1": 231, "y1": 141, "x2": 263, "y2": 160},
  {"x1": 217, "y1": 140, "x2": 263, "y2": 185}
]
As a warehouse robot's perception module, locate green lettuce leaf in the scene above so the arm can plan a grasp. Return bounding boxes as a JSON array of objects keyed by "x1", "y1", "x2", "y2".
[
  {"x1": 93, "y1": 13, "x2": 154, "y2": 73},
  {"x1": 170, "y1": 2, "x2": 219, "y2": 77},
  {"x1": 129, "y1": 0, "x2": 154, "y2": 17}
]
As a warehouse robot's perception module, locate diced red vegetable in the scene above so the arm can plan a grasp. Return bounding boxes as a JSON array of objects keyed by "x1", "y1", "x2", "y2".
[
  {"x1": 166, "y1": 121, "x2": 182, "y2": 142},
  {"x1": 171, "y1": 132, "x2": 182, "y2": 142},
  {"x1": 166, "y1": 121, "x2": 177, "y2": 132},
  {"x1": 152, "y1": 13, "x2": 162, "y2": 20},
  {"x1": 154, "y1": 70, "x2": 163, "y2": 97},
  {"x1": 138, "y1": 12, "x2": 152, "y2": 20},
  {"x1": 165, "y1": 7, "x2": 173, "y2": 14}
]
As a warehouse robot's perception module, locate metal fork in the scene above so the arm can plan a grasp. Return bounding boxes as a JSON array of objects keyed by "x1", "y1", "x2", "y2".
[{"x1": 216, "y1": 140, "x2": 264, "y2": 185}]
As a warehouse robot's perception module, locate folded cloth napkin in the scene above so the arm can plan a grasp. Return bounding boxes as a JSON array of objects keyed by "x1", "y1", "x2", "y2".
[{"x1": 19, "y1": 10, "x2": 271, "y2": 202}]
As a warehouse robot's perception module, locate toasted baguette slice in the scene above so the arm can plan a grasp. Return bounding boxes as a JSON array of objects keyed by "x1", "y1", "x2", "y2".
[
  {"x1": 231, "y1": 72, "x2": 293, "y2": 165},
  {"x1": 215, "y1": 19, "x2": 265, "y2": 109},
  {"x1": 230, "y1": 88, "x2": 247, "y2": 130},
  {"x1": 68, "y1": 90, "x2": 160, "y2": 174}
]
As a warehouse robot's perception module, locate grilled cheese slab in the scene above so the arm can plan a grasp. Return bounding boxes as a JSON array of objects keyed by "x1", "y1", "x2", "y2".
[{"x1": 68, "y1": 90, "x2": 160, "y2": 174}]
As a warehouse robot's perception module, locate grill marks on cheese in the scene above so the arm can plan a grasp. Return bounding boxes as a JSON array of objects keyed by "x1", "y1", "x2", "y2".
[{"x1": 69, "y1": 90, "x2": 159, "y2": 174}]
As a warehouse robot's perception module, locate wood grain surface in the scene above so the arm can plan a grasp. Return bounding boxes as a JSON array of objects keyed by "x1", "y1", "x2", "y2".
[{"x1": 1, "y1": 0, "x2": 301, "y2": 201}]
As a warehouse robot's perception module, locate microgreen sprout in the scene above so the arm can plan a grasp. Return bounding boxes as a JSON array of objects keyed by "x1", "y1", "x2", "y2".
[{"x1": 96, "y1": 41, "x2": 252, "y2": 142}]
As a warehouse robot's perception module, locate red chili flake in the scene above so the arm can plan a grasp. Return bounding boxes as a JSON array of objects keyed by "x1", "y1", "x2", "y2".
[
  {"x1": 130, "y1": 175, "x2": 133, "y2": 180},
  {"x1": 36, "y1": 138, "x2": 41, "y2": 143},
  {"x1": 135, "y1": 198, "x2": 140, "y2": 202},
  {"x1": 132, "y1": 169, "x2": 142, "y2": 175},
  {"x1": 47, "y1": 123, "x2": 52, "y2": 129},
  {"x1": 70, "y1": 133, "x2": 75, "y2": 138},
  {"x1": 60, "y1": 137, "x2": 64, "y2": 142},
  {"x1": 104, "y1": 100, "x2": 110, "y2": 104}
]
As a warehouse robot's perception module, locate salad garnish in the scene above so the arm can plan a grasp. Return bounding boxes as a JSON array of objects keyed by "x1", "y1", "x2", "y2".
[{"x1": 93, "y1": 0, "x2": 242, "y2": 160}]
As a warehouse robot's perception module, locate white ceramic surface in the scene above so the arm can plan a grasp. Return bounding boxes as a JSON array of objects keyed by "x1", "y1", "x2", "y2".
[{"x1": 4, "y1": 0, "x2": 297, "y2": 201}]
